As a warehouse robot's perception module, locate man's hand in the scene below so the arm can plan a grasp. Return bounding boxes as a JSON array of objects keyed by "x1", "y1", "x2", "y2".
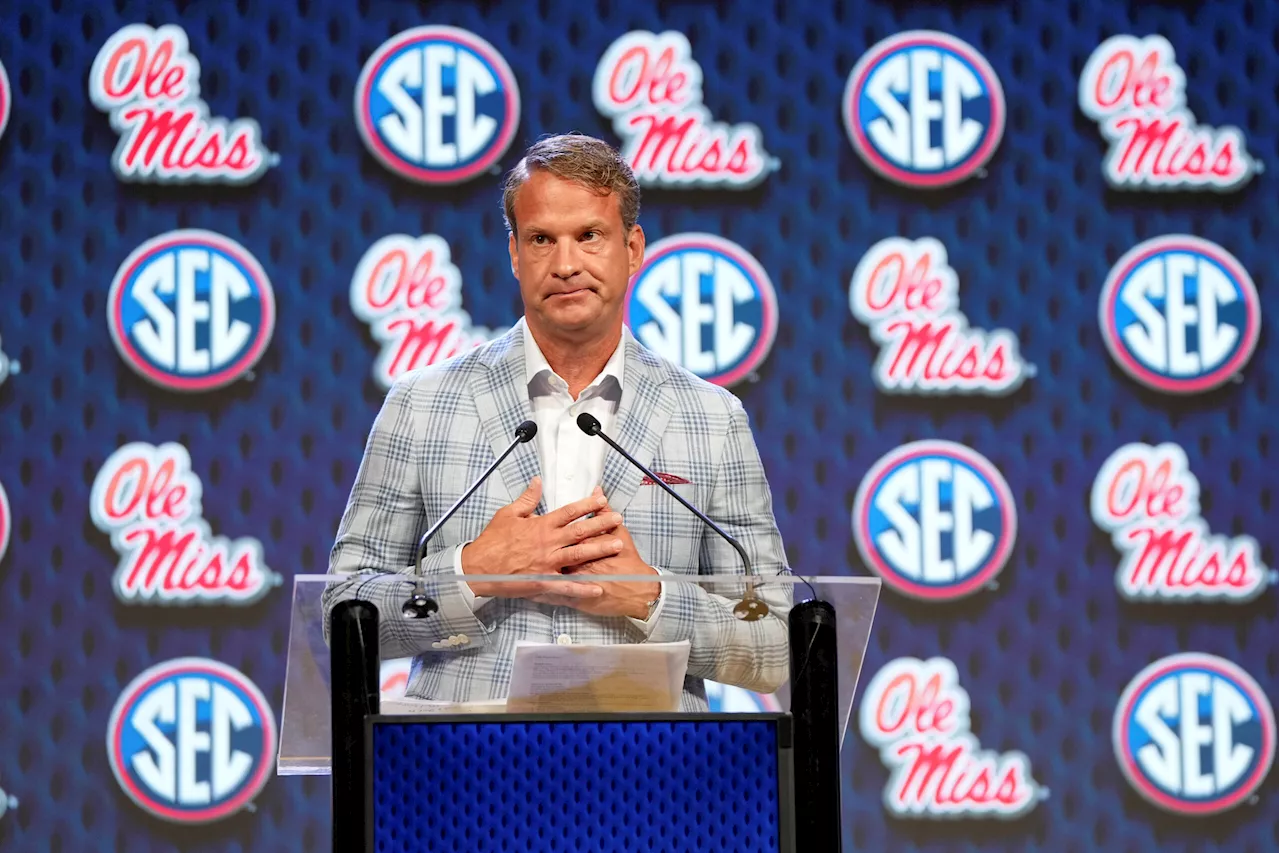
[
  {"x1": 533, "y1": 492, "x2": 661, "y2": 620},
  {"x1": 460, "y1": 477, "x2": 624, "y2": 600}
]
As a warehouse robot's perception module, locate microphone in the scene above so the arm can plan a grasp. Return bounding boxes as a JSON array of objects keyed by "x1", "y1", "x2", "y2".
[
  {"x1": 575, "y1": 412, "x2": 770, "y2": 622},
  {"x1": 402, "y1": 419, "x2": 538, "y2": 618}
]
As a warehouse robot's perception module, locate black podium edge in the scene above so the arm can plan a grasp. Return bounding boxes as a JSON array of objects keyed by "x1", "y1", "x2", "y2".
[{"x1": 362, "y1": 711, "x2": 796, "y2": 853}]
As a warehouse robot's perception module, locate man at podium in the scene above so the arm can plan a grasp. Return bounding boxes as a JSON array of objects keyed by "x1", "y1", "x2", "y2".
[{"x1": 325, "y1": 133, "x2": 792, "y2": 711}]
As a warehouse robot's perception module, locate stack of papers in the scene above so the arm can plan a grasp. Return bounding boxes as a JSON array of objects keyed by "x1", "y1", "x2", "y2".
[
  {"x1": 506, "y1": 640, "x2": 691, "y2": 713},
  {"x1": 381, "y1": 641, "x2": 692, "y2": 715}
]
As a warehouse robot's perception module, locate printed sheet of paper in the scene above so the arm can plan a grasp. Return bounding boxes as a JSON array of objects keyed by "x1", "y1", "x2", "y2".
[{"x1": 505, "y1": 641, "x2": 692, "y2": 713}]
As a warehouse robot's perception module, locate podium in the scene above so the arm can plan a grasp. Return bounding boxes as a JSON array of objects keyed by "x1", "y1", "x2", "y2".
[{"x1": 278, "y1": 574, "x2": 879, "y2": 852}]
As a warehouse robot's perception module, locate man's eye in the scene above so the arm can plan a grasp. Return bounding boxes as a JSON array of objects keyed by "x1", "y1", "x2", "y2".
[
  {"x1": 581, "y1": 231, "x2": 598, "y2": 241},
  {"x1": 532, "y1": 235, "x2": 548, "y2": 245}
]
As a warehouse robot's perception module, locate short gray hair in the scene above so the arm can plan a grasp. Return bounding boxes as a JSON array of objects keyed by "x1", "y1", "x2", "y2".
[{"x1": 501, "y1": 133, "x2": 641, "y2": 235}]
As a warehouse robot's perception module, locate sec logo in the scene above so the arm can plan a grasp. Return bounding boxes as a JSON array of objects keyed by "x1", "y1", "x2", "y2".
[
  {"x1": 355, "y1": 26, "x2": 520, "y2": 184},
  {"x1": 0, "y1": 57, "x2": 10, "y2": 142},
  {"x1": 852, "y1": 440, "x2": 1016, "y2": 600},
  {"x1": 106, "y1": 658, "x2": 276, "y2": 823},
  {"x1": 0, "y1": 478, "x2": 9, "y2": 566},
  {"x1": 844, "y1": 31, "x2": 1005, "y2": 188},
  {"x1": 1114, "y1": 653, "x2": 1275, "y2": 815},
  {"x1": 0, "y1": 332, "x2": 18, "y2": 388},
  {"x1": 625, "y1": 233, "x2": 777, "y2": 387},
  {"x1": 1099, "y1": 235, "x2": 1259, "y2": 394},
  {"x1": 107, "y1": 230, "x2": 275, "y2": 392}
]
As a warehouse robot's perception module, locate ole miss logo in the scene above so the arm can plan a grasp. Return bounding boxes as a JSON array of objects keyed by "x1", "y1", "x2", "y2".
[
  {"x1": 88, "y1": 24, "x2": 275, "y2": 184},
  {"x1": 107, "y1": 658, "x2": 276, "y2": 823},
  {"x1": 89, "y1": 441, "x2": 280, "y2": 605},
  {"x1": 625, "y1": 233, "x2": 777, "y2": 387},
  {"x1": 1079, "y1": 35, "x2": 1256, "y2": 191},
  {"x1": 1099, "y1": 236, "x2": 1259, "y2": 394},
  {"x1": 860, "y1": 657, "x2": 1045, "y2": 818},
  {"x1": 853, "y1": 441, "x2": 1016, "y2": 601},
  {"x1": 850, "y1": 237, "x2": 1031, "y2": 395},
  {"x1": 1114, "y1": 653, "x2": 1275, "y2": 815},
  {"x1": 107, "y1": 230, "x2": 275, "y2": 392},
  {"x1": 355, "y1": 26, "x2": 520, "y2": 184},
  {"x1": 844, "y1": 31, "x2": 1005, "y2": 188},
  {"x1": 1091, "y1": 442, "x2": 1271, "y2": 602},
  {"x1": 592, "y1": 30, "x2": 775, "y2": 189},
  {"x1": 350, "y1": 234, "x2": 498, "y2": 388}
]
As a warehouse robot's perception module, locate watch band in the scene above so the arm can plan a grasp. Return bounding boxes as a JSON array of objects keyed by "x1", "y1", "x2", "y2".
[
  {"x1": 644, "y1": 593, "x2": 661, "y2": 621},
  {"x1": 643, "y1": 567, "x2": 663, "y2": 621}
]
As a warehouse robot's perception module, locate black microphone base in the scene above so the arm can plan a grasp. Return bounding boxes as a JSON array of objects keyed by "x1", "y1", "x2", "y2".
[
  {"x1": 788, "y1": 599, "x2": 840, "y2": 852},
  {"x1": 330, "y1": 599, "x2": 381, "y2": 853},
  {"x1": 401, "y1": 588, "x2": 439, "y2": 619}
]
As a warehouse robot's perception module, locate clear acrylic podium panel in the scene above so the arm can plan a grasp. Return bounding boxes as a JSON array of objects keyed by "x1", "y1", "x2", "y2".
[{"x1": 278, "y1": 573, "x2": 880, "y2": 776}]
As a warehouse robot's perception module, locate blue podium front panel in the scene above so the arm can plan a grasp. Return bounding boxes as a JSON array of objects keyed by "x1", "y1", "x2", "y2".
[{"x1": 367, "y1": 715, "x2": 788, "y2": 853}]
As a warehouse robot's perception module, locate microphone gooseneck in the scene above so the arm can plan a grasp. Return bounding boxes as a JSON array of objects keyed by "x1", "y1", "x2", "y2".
[
  {"x1": 575, "y1": 412, "x2": 769, "y2": 621},
  {"x1": 402, "y1": 419, "x2": 538, "y2": 618}
]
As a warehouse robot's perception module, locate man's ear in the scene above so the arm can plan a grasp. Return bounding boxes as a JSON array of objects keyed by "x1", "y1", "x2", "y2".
[
  {"x1": 626, "y1": 224, "x2": 646, "y2": 277},
  {"x1": 508, "y1": 231, "x2": 519, "y2": 280}
]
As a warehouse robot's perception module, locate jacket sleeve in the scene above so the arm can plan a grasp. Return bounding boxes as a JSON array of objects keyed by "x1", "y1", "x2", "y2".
[
  {"x1": 321, "y1": 373, "x2": 492, "y2": 659},
  {"x1": 639, "y1": 398, "x2": 793, "y2": 694}
]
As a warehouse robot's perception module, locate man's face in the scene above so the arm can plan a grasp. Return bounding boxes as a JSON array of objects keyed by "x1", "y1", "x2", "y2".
[{"x1": 508, "y1": 170, "x2": 645, "y2": 342}]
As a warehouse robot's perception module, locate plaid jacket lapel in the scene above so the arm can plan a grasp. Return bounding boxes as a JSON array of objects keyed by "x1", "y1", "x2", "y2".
[
  {"x1": 601, "y1": 328, "x2": 673, "y2": 515},
  {"x1": 475, "y1": 321, "x2": 545, "y2": 514}
]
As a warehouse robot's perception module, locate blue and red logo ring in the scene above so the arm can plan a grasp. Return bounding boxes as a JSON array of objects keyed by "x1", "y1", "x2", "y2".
[
  {"x1": 625, "y1": 233, "x2": 778, "y2": 388},
  {"x1": 1099, "y1": 235, "x2": 1259, "y2": 394},
  {"x1": 852, "y1": 440, "x2": 1016, "y2": 600},
  {"x1": 105, "y1": 658, "x2": 276, "y2": 823},
  {"x1": 107, "y1": 229, "x2": 275, "y2": 392},
  {"x1": 843, "y1": 31, "x2": 1005, "y2": 188},
  {"x1": 354, "y1": 26, "x2": 520, "y2": 184},
  {"x1": 1113, "y1": 653, "x2": 1276, "y2": 815}
]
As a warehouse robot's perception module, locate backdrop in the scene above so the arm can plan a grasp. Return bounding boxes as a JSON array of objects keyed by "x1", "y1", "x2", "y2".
[{"x1": 0, "y1": 0, "x2": 1274, "y2": 851}]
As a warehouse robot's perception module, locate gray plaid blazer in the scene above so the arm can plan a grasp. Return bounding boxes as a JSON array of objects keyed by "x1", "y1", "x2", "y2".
[{"x1": 324, "y1": 318, "x2": 792, "y2": 710}]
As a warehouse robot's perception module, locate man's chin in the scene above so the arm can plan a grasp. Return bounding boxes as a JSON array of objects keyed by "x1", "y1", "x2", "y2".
[
  {"x1": 537, "y1": 307, "x2": 615, "y2": 337},
  {"x1": 545, "y1": 317, "x2": 599, "y2": 334}
]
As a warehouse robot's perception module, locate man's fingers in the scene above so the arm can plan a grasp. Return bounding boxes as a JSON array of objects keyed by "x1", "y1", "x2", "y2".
[
  {"x1": 535, "y1": 582, "x2": 603, "y2": 600},
  {"x1": 557, "y1": 537, "x2": 625, "y2": 568},
  {"x1": 509, "y1": 476, "x2": 543, "y2": 517},
  {"x1": 593, "y1": 486, "x2": 613, "y2": 512},
  {"x1": 532, "y1": 595, "x2": 584, "y2": 608},
  {"x1": 548, "y1": 492, "x2": 608, "y2": 527},
  {"x1": 560, "y1": 512, "x2": 622, "y2": 546}
]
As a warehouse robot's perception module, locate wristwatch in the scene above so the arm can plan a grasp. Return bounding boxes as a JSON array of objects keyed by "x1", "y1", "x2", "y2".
[
  {"x1": 644, "y1": 590, "x2": 661, "y2": 622},
  {"x1": 644, "y1": 570, "x2": 662, "y2": 621}
]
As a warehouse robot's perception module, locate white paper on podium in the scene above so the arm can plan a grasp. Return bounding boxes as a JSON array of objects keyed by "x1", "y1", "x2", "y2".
[
  {"x1": 379, "y1": 697, "x2": 509, "y2": 715},
  {"x1": 506, "y1": 640, "x2": 692, "y2": 713}
]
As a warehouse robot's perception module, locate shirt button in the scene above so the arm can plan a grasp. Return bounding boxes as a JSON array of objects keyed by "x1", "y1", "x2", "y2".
[{"x1": 556, "y1": 634, "x2": 572, "y2": 646}]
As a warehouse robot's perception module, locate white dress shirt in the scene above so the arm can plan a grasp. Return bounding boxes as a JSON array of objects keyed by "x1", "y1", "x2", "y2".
[
  {"x1": 451, "y1": 322, "x2": 665, "y2": 629},
  {"x1": 523, "y1": 320, "x2": 625, "y2": 511}
]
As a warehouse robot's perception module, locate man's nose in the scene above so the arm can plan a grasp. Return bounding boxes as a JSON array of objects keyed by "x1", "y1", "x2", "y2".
[{"x1": 551, "y1": 240, "x2": 583, "y2": 279}]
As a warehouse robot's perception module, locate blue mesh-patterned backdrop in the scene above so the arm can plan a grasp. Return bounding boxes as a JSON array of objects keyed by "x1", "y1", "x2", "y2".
[
  {"x1": 369, "y1": 717, "x2": 784, "y2": 853},
  {"x1": 0, "y1": 0, "x2": 1274, "y2": 852}
]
